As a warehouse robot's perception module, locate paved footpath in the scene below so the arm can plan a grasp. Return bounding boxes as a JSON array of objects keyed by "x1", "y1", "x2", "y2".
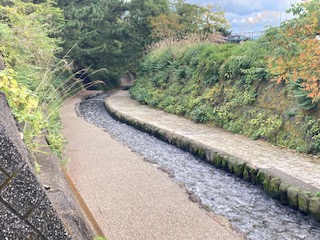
[
  {"x1": 106, "y1": 91, "x2": 320, "y2": 193},
  {"x1": 61, "y1": 91, "x2": 241, "y2": 240}
]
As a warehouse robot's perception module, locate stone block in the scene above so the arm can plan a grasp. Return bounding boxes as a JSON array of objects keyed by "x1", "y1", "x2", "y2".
[
  {"x1": 195, "y1": 146, "x2": 205, "y2": 160},
  {"x1": 227, "y1": 158, "x2": 236, "y2": 174},
  {"x1": 1, "y1": 165, "x2": 44, "y2": 216},
  {"x1": 298, "y1": 192, "x2": 310, "y2": 214},
  {"x1": 213, "y1": 154, "x2": 222, "y2": 168},
  {"x1": 256, "y1": 170, "x2": 271, "y2": 190},
  {"x1": 308, "y1": 197, "x2": 320, "y2": 221},
  {"x1": 233, "y1": 161, "x2": 245, "y2": 177},
  {"x1": 221, "y1": 157, "x2": 228, "y2": 170},
  {"x1": 28, "y1": 198, "x2": 71, "y2": 240},
  {"x1": 177, "y1": 137, "x2": 189, "y2": 151},
  {"x1": 204, "y1": 148, "x2": 215, "y2": 163},
  {"x1": 0, "y1": 127, "x2": 24, "y2": 176},
  {"x1": 267, "y1": 178, "x2": 281, "y2": 199},
  {"x1": 287, "y1": 186, "x2": 299, "y2": 209},
  {"x1": 243, "y1": 165, "x2": 250, "y2": 182},
  {"x1": 0, "y1": 201, "x2": 39, "y2": 239},
  {"x1": 279, "y1": 182, "x2": 290, "y2": 205},
  {"x1": 189, "y1": 142, "x2": 205, "y2": 159},
  {"x1": 243, "y1": 164, "x2": 258, "y2": 184}
]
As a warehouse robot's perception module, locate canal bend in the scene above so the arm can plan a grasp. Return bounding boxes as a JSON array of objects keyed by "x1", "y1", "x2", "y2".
[{"x1": 77, "y1": 93, "x2": 320, "y2": 240}]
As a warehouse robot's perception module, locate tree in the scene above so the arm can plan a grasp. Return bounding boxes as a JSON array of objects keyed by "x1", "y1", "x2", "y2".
[
  {"x1": 59, "y1": 0, "x2": 172, "y2": 86},
  {"x1": 0, "y1": 0, "x2": 62, "y2": 69},
  {"x1": 149, "y1": 1, "x2": 230, "y2": 40},
  {"x1": 60, "y1": 0, "x2": 129, "y2": 85},
  {"x1": 58, "y1": 0, "x2": 229, "y2": 86},
  {"x1": 127, "y1": 0, "x2": 170, "y2": 44},
  {"x1": 149, "y1": 12, "x2": 183, "y2": 39},
  {"x1": 124, "y1": 0, "x2": 170, "y2": 59},
  {"x1": 267, "y1": 0, "x2": 320, "y2": 103}
]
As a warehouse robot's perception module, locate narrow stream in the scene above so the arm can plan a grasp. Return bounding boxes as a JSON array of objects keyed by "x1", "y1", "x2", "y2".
[{"x1": 77, "y1": 93, "x2": 320, "y2": 240}]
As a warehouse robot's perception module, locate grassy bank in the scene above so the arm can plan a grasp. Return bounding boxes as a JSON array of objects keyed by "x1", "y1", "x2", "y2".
[{"x1": 130, "y1": 37, "x2": 320, "y2": 155}]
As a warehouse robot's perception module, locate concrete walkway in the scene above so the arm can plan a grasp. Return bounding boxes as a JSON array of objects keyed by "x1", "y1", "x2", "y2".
[
  {"x1": 105, "y1": 91, "x2": 320, "y2": 194},
  {"x1": 61, "y1": 92, "x2": 241, "y2": 240}
]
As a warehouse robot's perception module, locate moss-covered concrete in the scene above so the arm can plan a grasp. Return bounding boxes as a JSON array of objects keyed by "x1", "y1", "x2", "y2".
[
  {"x1": 268, "y1": 178, "x2": 281, "y2": 199},
  {"x1": 287, "y1": 186, "x2": 300, "y2": 209},
  {"x1": 309, "y1": 197, "x2": 320, "y2": 221},
  {"x1": 279, "y1": 182, "x2": 290, "y2": 205},
  {"x1": 298, "y1": 192, "x2": 310, "y2": 214},
  {"x1": 104, "y1": 95, "x2": 320, "y2": 222}
]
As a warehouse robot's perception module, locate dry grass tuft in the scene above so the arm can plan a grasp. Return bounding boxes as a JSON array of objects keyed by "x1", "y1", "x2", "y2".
[{"x1": 146, "y1": 33, "x2": 226, "y2": 52}]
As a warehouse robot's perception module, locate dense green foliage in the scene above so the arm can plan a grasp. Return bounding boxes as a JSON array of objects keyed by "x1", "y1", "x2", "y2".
[
  {"x1": 150, "y1": 1, "x2": 230, "y2": 40},
  {"x1": 60, "y1": 0, "x2": 130, "y2": 86},
  {"x1": 131, "y1": 0, "x2": 320, "y2": 155},
  {"x1": 0, "y1": 0, "x2": 72, "y2": 164},
  {"x1": 58, "y1": 0, "x2": 229, "y2": 87},
  {"x1": 130, "y1": 35, "x2": 320, "y2": 154}
]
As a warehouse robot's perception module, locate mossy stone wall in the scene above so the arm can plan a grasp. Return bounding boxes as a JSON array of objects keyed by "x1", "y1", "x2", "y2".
[{"x1": 105, "y1": 97, "x2": 320, "y2": 222}]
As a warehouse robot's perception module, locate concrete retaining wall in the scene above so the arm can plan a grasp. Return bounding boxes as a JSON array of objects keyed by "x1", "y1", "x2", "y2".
[
  {"x1": 104, "y1": 97, "x2": 320, "y2": 222},
  {"x1": 0, "y1": 92, "x2": 71, "y2": 239}
]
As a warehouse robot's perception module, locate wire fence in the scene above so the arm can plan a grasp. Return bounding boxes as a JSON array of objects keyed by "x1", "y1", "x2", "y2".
[{"x1": 231, "y1": 31, "x2": 265, "y2": 40}]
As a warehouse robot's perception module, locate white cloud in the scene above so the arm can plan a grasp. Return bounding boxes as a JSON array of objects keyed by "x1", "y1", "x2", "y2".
[
  {"x1": 187, "y1": 0, "x2": 301, "y2": 15},
  {"x1": 186, "y1": 0, "x2": 302, "y2": 32}
]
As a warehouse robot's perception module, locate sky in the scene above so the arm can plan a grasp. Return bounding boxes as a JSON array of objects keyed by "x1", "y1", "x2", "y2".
[{"x1": 186, "y1": 0, "x2": 302, "y2": 34}]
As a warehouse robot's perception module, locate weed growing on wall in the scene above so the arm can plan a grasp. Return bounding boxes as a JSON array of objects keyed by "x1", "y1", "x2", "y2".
[
  {"x1": 131, "y1": 35, "x2": 320, "y2": 155},
  {"x1": 0, "y1": 0, "x2": 91, "y2": 169}
]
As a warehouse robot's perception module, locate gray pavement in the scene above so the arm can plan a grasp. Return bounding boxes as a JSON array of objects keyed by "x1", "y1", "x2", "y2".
[
  {"x1": 61, "y1": 91, "x2": 241, "y2": 240},
  {"x1": 106, "y1": 90, "x2": 320, "y2": 193}
]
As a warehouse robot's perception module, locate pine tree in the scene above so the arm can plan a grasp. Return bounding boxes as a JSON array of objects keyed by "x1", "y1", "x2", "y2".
[{"x1": 60, "y1": 0, "x2": 128, "y2": 85}]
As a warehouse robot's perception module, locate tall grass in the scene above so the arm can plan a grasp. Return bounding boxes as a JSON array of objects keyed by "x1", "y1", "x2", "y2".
[
  {"x1": 146, "y1": 32, "x2": 226, "y2": 53},
  {"x1": 0, "y1": 0, "x2": 108, "y2": 171},
  {"x1": 0, "y1": 59, "x2": 104, "y2": 172},
  {"x1": 22, "y1": 62, "x2": 105, "y2": 168}
]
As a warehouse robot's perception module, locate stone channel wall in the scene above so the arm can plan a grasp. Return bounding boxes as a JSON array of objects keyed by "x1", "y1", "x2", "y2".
[
  {"x1": 104, "y1": 97, "x2": 320, "y2": 222},
  {"x1": 0, "y1": 92, "x2": 71, "y2": 239}
]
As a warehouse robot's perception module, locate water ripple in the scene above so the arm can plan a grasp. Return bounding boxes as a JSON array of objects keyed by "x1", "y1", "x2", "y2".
[{"x1": 78, "y1": 94, "x2": 320, "y2": 240}]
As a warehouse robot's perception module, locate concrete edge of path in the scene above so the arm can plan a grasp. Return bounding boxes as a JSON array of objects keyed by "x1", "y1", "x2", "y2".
[
  {"x1": 36, "y1": 137, "x2": 105, "y2": 239},
  {"x1": 104, "y1": 91, "x2": 320, "y2": 222}
]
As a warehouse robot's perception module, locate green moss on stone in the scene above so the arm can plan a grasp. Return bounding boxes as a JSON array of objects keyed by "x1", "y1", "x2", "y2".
[
  {"x1": 279, "y1": 182, "x2": 290, "y2": 205},
  {"x1": 256, "y1": 170, "x2": 271, "y2": 190},
  {"x1": 233, "y1": 162, "x2": 245, "y2": 177},
  {"x1": 221, "y1": 157, "x2": 228, "y2": 170},
  {"x1": 309, "y1": 197, "x2": 320, "y2": 221},
  {"x1": 177, "y1": 137, "x2": 189, "y2": 151},
  {"x1": 188, "y1": 141, "x2": 196, "y2": 155},
  {"x1": 256, "y1": 171, "x2": 265, "y2": 187},
  {"x1": 227, "y1": 159, "x2": 235, "y2": 174},
  {"x1": 287, "y1": 186, "x2": 299, "y2": 209},
  {"x1": 243, "y1": 165, "x2": 251, "y2": 182},
  {"x1": 195, "y1": 147, "x2": 205, "y2": 159},
  {"x1": 262, "y1": 176, "x2": 271, "y2": 191},
  {"x1": 213, "y1": 154, "x2": 222, "y2": 168},
  {"x1": 268, "y1": 178, "x2": 281, "y2": 199},
  {"x1": 298, "y1": 192, "x2": 310, "y2": 214},
  {"x1": 243, "y1": 166, "x2": 251, "y2": 182},
  {"x1": 248, "y1": 166, "x2": 258, "y2": 185}
]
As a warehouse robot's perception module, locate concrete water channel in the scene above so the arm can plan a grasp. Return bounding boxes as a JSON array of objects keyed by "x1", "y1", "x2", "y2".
[{"x1": 78, "y1": 94, "x2": 320, "y2": 240}]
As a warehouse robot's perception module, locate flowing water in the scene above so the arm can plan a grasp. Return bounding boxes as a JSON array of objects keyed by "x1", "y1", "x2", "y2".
[{"x1": 78, "y1": 94, "x2": 320, "y2": 240}]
